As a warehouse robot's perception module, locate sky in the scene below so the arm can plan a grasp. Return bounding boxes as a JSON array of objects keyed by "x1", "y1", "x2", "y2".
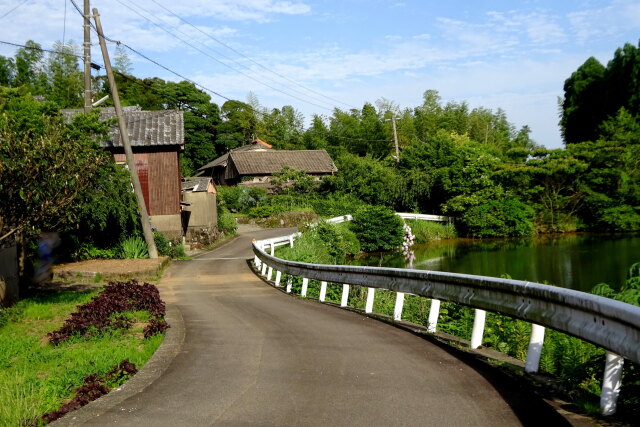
[{"x1": 1, "y1": 0, "x2": 639, "y2": 149}]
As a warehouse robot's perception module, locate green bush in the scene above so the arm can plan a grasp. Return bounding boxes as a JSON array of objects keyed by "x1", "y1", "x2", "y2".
[
  {"x1": 460, "y1": 198, "x2": 535, "y2": 238},
  {"x1": 153, "y1": 230, "x2": 186, "y2": 259},
  {"x1": 247, "y1": 205, "x2": 285, "y2": 218},
  {"x1": 350, "y1": 205, "x2": 404, "y2": 252},
  {"x1": 217, "y1": 186, "x2": 267, "y2": 213},
  {"x1": 217, "y1": 207, "x2": 237, "y2": 235},
  {"x1": 119, "y1": 236, "x2": 148, "y2": 259},
  {"x1": 72, "y1": 243, "x2": 118, "y2": 261}
]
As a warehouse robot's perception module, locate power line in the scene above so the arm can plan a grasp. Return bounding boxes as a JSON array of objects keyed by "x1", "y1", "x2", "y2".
[
  {"x1": 1, "y1": 39, "x2": 388, "y2": 145},
  {"x1": 121, "y1": 0, "x2": 339, "y2": 110},
  {"x1": 114, "y1": 0, "x2": 335, "y2": 111},
  {"x1": 0, "y1": 0, "x2": 29, "y2": 20},
  {"x1": 148, "y1": 0, "x2": 355, "y2": 109}
]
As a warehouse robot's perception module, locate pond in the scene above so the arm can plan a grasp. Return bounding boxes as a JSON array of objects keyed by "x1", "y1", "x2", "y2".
[{"x1": 351, "y1": 233, "x2": 640, "y2": 292}]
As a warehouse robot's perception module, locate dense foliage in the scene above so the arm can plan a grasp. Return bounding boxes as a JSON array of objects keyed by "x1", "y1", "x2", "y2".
[
  {"x1": 350, "y1": 205, "x2": 404, "y2": 252},
  {"x1": 2, "y1": 40, "x2": 639, "y2": 239}
]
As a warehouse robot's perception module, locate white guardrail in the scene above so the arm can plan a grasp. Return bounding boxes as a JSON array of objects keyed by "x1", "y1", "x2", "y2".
[{"x1": 251, "y1": 214, "x2": 640, "y2": 416}]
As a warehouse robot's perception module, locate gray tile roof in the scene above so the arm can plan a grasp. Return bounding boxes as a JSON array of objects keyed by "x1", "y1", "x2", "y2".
[
  {"x1": 230, "y1": 150, "x2": 337, "y2": 175},
  {"x1": 197, "y1": 141, "x2": 272, "y2": 171},
  {"x1": 61, "y1": 107, "x2": 184, "y2": 147},
  {"x1": 182, "y1": 177, "x2": 213, "y2": 192}
]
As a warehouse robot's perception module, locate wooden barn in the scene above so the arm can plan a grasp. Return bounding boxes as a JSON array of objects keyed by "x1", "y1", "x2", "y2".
[
  {"x1": 198, "y1": 141, "x2": 337, "y2": 189},
  {"x1": 62, "y1": 107, "x2": 185, "y2": 237}
]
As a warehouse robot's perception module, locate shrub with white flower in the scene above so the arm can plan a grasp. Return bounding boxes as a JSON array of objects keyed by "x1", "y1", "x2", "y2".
[{"x1": 401, "y1": 223, "x2": 416, "y2": 266}]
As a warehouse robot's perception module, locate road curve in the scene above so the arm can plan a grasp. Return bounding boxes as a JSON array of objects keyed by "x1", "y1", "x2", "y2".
[{"x1": 76, "y1": 228, "x2": 569, "y2": 426}]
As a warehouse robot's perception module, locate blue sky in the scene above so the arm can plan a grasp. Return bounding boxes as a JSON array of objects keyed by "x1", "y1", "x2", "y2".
[{"x1": 1, "y1": 0, "x2": 639, "y2": 148}]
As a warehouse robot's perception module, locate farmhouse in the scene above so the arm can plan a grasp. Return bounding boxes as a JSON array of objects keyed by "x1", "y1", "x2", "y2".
[
  {"x1": 62, "y1": 107, "x2": 184, "y2": 237},
  {"x1": 198, "y1": 140, "x2": 337, "y2": 189}
]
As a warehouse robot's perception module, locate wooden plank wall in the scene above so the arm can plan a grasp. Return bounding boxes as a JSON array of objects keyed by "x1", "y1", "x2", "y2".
[
  {"x1": 148, "y1": 151, "x2": 181, "y2": 216},
  {"x1": 113, "y1": 151, "x2": 180, "y2": 216}
]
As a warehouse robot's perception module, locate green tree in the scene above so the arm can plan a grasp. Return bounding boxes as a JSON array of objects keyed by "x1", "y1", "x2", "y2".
[
  {"x1": 45, "y1": 41, "x2": 83, "y2": 108},
  {"x1": 217, "y1": 100, "x2": 257, "y2": 153},
  {"x1": 13, "y1": 40, "x2": 47, "y2": 93},
  {"x1": 0, "y1": 88, "x2": 109, "y2": 242},
  {"x1": 0, "y1": 55, "x2": 16, "y2": 86},
  {"x1": 350, "y1": 205, "x2": 404, "y2": 252}
]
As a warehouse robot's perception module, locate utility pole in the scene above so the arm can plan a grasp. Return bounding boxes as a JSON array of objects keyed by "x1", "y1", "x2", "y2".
[
  {"x1": 83, "y1": 0, "x2": 91, "y2": 113},
  {"x1": 391, "y1": 116, "x2": 400, "y2": 163},
  {"x1": 92, "y1": 8, "x2": 158, "y2": 258}
]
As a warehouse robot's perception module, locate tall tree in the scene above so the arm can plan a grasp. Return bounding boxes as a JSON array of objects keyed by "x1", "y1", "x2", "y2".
[
  {"x1": 46, "y1": 41, "x2": 83, "y2": 108},
  {"x1": 13, "y1": 40, "x2": 47, "y2": 93}
]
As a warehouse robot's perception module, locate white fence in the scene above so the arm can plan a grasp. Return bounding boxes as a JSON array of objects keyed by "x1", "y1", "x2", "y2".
[{"x1": 252, "y1": 216, "x2": 640, "y2": 416}]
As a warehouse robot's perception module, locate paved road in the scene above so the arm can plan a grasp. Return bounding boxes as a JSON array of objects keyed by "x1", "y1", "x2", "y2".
[{"x1": 75, "y1": 228, "x2": 569, "y2": 426}]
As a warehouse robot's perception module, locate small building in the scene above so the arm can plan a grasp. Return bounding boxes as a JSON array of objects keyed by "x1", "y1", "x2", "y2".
[
  {"x1": 197, "y1": 139, "x2": 272, "y2": 183},
  {"x1": 198, "y1": 141, "x2": 337, "y2": 189},
  {"x1": 62, "y1": 107, "x2": 185, "y2": 237},
  {"x1": 181, "y1": 177, "x2": 217, "y2": 242}
]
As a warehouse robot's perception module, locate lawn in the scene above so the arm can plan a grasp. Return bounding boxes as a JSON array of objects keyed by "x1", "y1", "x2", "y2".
[{"x1": 0, "y1": 288, "x2": 164, "y2": 425}]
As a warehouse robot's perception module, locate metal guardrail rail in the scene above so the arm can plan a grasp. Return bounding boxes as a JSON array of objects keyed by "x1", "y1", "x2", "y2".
[{"x1": 251, "y1": 215, "x2": 640, "y2": 415}]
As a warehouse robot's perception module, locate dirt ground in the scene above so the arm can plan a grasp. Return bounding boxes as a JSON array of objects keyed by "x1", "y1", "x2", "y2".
[{"x1": 54, "y1": 258, "x2": 163, "y2": 274}]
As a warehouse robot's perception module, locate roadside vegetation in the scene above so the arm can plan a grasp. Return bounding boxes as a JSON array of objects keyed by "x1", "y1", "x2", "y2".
[
  {"x1": 0, "y1": 281, "x2": 168, "y2": 425},
  {"x1": 274, "y1": 212, "x2": 640, "y2": 418}
]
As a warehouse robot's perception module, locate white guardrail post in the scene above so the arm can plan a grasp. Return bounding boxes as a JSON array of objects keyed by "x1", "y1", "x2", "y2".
[
  {"x1": 252, "y1": 213, "x2": 640, "y2": 416},
  {"x1": 319, "y1": 281, "x2": 328, "y2": 302},
  {"x1": 394, "y1": 292, "x2": 405, "y2": 321},
  {"x1": 601, "y1": 352, "x2": 624, "y2": 415},
  {"x1": 525, "y1": 324, "x2": 546, "y2": 373},
  {"x1": 275, "y1": 270, "x2": 281, "y2": 287},
  {"x1": 470, "y1": 309, "x2": 486, "y2": 349},
  {"x1": 365, "y1": 288, "x2": 375, "y2": 313},
  {"x1": 341, "y1": 284, "x2": 349, "y2": 307},
  {"x1": 427, "y1": 299, "x2": 441, "y2": 333}
]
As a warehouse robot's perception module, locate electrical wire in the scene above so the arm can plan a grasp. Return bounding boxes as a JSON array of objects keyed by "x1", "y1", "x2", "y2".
[
  {"x1": 1, "y1": 38, "x2": 392, "y2": 144},
  {"x1": 120, "y1": 0, "x2": 339, "y2": 110},
  {"x1": 114, "y1": 0, "x2": 335, "y2": 111},
  {"x1": 0, "y1": 0, "x2": 29, "y2": 20},
  {"x1": 148, "y1": 0, "x2": 355, "y2": 109}
]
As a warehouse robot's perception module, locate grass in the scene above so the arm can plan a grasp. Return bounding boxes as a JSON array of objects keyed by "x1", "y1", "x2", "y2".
[
  {"x1": 0, "y1": 290, "x2": 164, "y2": 425},
  {"x1": 405, "y1": 220, "x2": 457, "y2": 243}
]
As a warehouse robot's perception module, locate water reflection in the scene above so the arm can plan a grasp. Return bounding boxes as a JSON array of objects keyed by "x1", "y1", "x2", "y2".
[{"x1": 352, "y1": 233, "x2": 640, "y2": 292}]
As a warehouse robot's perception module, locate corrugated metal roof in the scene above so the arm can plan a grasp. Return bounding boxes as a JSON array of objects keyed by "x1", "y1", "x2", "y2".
[
  {"x1": 61, "y1": 108, "x2": 184, "y2": 147},
  {"x1": 229, "y1": 150, "x2": 337, "y2": 175}
]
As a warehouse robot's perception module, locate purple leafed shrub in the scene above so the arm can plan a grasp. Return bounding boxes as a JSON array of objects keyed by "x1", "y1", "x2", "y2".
[
  {"x1": 144, "y1": 318, "x2": 170, "y2": 338},
  {"x1": 48, "y1": 280, "x2": 168, "y2": 345},
  {"x1": 41, "y1": 360, "x2": 138, "y2": 424}
]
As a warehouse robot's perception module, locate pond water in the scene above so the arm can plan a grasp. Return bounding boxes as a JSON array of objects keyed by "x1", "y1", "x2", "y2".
[{"x1": 351, "y1": 233, "x2": 640, "y2": 292}]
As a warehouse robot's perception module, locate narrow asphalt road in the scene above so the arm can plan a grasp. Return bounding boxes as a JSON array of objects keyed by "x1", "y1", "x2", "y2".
[{"x1": 72, "y1": 228, "x2": 569, "y2": 426}]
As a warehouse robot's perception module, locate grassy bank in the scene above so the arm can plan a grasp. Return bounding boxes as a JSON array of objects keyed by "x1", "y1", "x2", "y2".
[
  {"x1": 0, "y1": 288, "x2": 164, "y2": 425},
  {"x1": 405, "y1": 219, "x2": 457, "y2": 243}
]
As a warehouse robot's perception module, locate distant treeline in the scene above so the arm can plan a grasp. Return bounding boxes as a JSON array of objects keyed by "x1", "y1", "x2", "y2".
[{"x1": 2, "y1": 40, "x2": 639, "y2": 236}]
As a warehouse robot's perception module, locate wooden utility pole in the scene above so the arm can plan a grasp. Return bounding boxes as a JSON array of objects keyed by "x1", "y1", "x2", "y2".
[
  {"x1": 92, "y1": 8, "x2": 158, "y2": 258},
  {"x1": 83, "y1": 0, "x2": 91, "y2": 113},
  {"x1": 391, "y1": 116, "x2": 400, "y2": 163}
]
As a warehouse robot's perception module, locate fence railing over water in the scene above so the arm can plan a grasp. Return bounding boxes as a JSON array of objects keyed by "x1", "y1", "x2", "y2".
[{"x1": 251, "y1": 215, "x2": 640, "y2": 416}]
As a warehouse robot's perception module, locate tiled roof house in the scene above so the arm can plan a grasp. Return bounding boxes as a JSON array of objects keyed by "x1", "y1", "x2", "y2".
[
  {"x1": 62, "y1": 107, "x2": 185, "y2": 237},
  {"x1": 198, "y1": 140, "x2": 337, "y2": 188}
]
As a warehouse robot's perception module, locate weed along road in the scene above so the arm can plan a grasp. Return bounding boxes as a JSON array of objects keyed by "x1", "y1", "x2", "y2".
[{"x1": 68, "y1": 228, "x2": 569, "y2": 426}]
